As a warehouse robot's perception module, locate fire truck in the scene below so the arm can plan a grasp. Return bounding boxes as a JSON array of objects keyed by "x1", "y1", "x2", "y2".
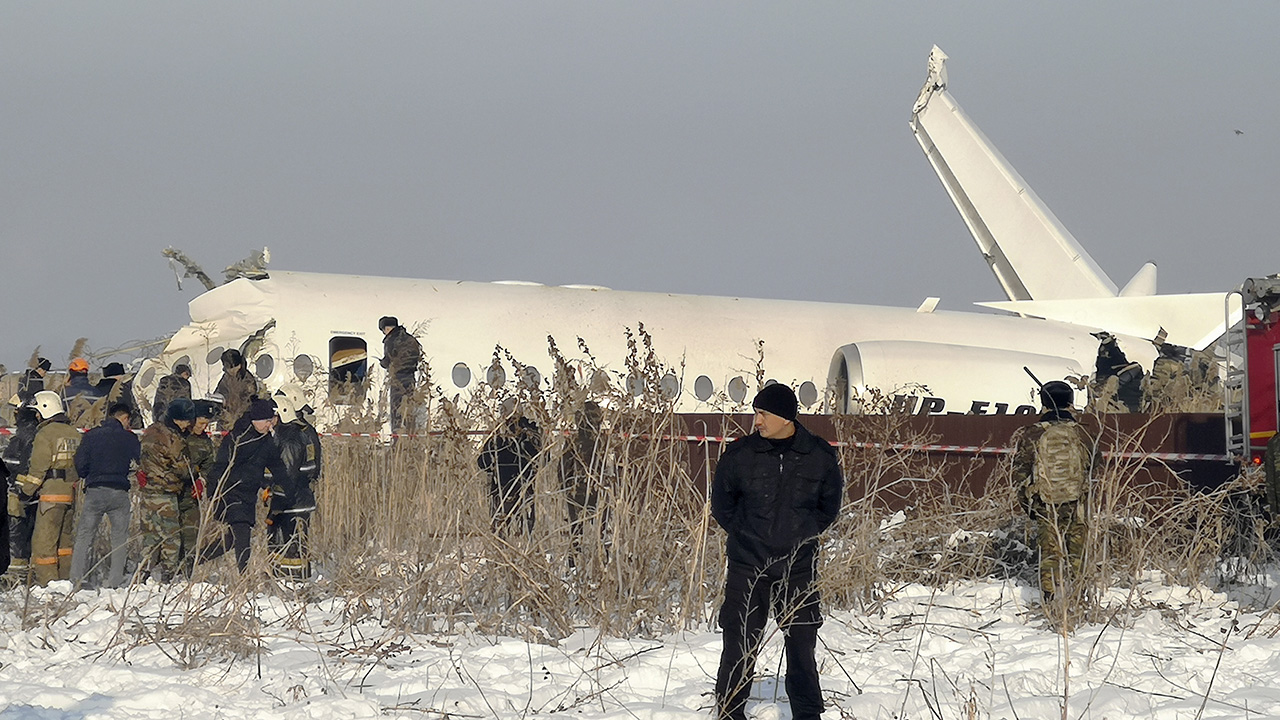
[{"x1": 1225, "y1": 277, "x2": 1280, "y2": 463}]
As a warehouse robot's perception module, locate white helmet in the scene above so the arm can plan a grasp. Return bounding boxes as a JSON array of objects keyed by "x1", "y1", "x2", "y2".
[
  {"x1": 33, "y1": 390, "x2": 64, "y2": 420},
  {"x1": 274, "y1": 383, "x2": 312, "y2": 415},
  {"x1": 274, "y1": 394, "x2": 299, "y2": 424}
]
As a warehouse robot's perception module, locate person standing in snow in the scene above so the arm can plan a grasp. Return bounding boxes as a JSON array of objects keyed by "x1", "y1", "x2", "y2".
[
  {"x1": 710, "y1": 384, "x2": 844, "y2": 720},
  {"x1": 1011, "y1": 380, "x2": 1100, "y2": 604},
  {"x1": 70, "y1": 403, "x2": 140, "y2": 588}
]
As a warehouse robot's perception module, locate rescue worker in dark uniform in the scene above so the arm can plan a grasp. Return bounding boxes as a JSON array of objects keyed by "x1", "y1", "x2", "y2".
[
  {"x1": 379, "y1": 316, "x2": 422, "y2": 433},
  {"x1": 710, "y1": 385, "x2": 844, "y2": 720},
  {"x1": 1091, "y1": 331, "x2": 1144, "y2": 413},
  {"x1": 97, "y1": 361, "x2": 143, "y2": 429},
  {"x1": 200, "y1": 397, "x2": 288, "y2": 572},
  {"x1": 62, "y1": 357, "x2": 104, "y2": 428},
  {"x1": 479, "y1": 405, "x2": 542, "y2": 537},
  {"x1": 18, "y1": 391, "x2": 82, "y2": 585},
  {"x1": 17, "y1": 358, "x2": 51, "y2": 405},
  {"x1": 3, "y1": 405, "x2": 40, "y2": 584},
  {"x1": 267, "y1": 395, "x2": 321, "y2": 578},
  {"x1": 1011, "y1": 381, "x2": 1100, "y2": 605},
  {"x1": 0, "y1": 438, "x2": 9, "y2": 577}
]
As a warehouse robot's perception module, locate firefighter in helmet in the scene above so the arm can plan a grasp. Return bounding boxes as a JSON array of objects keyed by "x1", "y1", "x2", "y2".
[
  {"x1": 17, "y1": 391, "x2": 82, "y2": 585},
  {"x1": 267, "y1": 394, "x2": 321, "y2": 578}
]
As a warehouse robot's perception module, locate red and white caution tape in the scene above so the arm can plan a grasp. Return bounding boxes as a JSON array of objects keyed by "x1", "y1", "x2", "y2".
[{"x1": 0, "y1": 427, "x2": 1231, "y2": 462}]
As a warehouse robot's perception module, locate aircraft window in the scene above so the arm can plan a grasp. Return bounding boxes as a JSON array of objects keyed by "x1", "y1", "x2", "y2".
[
  {"x1": 139, "y1": 367, "x2": 156, "y2": 388},
  {"x1": 521, "y1": 366, "x2": 541, "y2": 389},
  {"x1": 727, "y1": 376, "x2": 747, "y2": 403},
  {"x1": 174, "y1": 355, "x2": 191, "y2": 371},
  {"x1": 626, "y1": 374, "x2": 644, "y2": 396},
  {"x1": 694, "y1": 375, "x2": 714, "y2": 401},
  {"x1": 486, "y1": 364, "x2": 506, "y2": 387},
  {"x1": 764, "y1": 379, "x2": 778, "y2": 387},
  {"x1": 328, "y1": 336, "x2": 368, "y2": 405},
  {"x1": 293, "y1": 354, "x2": 314, "y2": 382},
  {"x1": 254, "y1": 355, "x2": 275, "y2": 380},
  {"x1": 206, "y1": 347, "x2": 224, "y2": 365},
  {"x1": 660, "y1": 372, "x2": 680, "y2": 400},
  {"x1": 798, "y1": 381, "x2": 818, "y2": 408},
  {"x1": 452, "y1": 362, "x2": 471, "y2": 388}
]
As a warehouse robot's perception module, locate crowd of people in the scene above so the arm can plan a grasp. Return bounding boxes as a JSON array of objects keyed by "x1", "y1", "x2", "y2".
[
  {"x1": 1, "y1": 353, "x2": 322, "y2": 588},
  {"x1": 0, "y1": 328, "x2": 1177, "y2": 720},
  {"x1": 1087, "y1": 329, "x2": 1220, "y2": 413}
]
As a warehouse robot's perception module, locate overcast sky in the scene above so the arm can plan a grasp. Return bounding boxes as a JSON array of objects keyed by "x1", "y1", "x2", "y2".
[{"x1": 2, "y1": 3, "x2": 1276, "y2": 372}]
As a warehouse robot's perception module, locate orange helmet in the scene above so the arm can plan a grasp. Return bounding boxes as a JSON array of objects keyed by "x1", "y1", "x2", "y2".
[{"x1": 69, "y1": 358, "x2": 89, "y2": 373}]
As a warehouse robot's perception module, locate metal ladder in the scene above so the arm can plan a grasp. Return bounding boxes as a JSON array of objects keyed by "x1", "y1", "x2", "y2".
[{"x1": 1223, "y1": 289, "x2": 1249, "y2": 461}]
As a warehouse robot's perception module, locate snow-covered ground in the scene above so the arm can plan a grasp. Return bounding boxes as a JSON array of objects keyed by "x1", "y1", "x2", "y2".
[{"x1": 5, "y1": 577, "x2": 1280, "y2": 719}]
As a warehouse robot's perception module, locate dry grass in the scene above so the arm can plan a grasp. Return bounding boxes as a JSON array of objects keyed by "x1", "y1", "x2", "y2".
[{"x1": 3, "y1": 333, "x2": 1263, "y2": 669}]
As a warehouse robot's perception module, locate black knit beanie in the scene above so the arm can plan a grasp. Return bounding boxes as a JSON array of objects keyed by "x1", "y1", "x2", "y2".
[
  {"x1": 248, "y1": 397, "x2": 278, "y2": 421},
  {"x1": 752, "y1": 384, "x2": 798, "y2": 422}
]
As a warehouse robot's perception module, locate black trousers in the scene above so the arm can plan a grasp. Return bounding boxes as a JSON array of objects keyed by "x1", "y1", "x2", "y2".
[
  {"x1": 715, "y1": 567, "x2": 823, "y2": 720},
  {"x1": 8, "y1": 502, "x2": 35, "y2": 561},
  {"x1": 199, "y1": 522, "x2": 253, "y2": 571}
]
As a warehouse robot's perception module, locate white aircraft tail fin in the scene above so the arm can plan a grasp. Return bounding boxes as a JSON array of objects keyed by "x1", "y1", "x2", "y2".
[
  {"x1": 910, "y1": 46, "x2": 1118, "y2": 302},
  {"x1": 1119, "y1": 262, "x2": 1158, "y2": 297}
]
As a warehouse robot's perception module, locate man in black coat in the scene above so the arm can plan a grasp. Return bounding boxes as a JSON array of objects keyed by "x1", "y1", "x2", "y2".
[
  {"x1": 479, "y1": 408, "x2": 542, "y2": 537},
  {"x1": 3, "y1": 405, "x2": 40, "y2": 582},
  {"x1": 16, "y1": 358, "x2": 50, "y2": 405},
  {"x1": 96, "y1": 362, "x2": 143, "y2": 429},
  {"x1": 200, "y1": 397, "x2": 288, "y2": 572},
  {"x1": 71, "y1": 403, "x2": 141, "y2": 588},
  {"x1": 379, "y1": 316, "x2": 422, "y2": 433},
  {"x1": 710, "y1": 384, "x2": 844, "y2": 720},
  {"x1": 151, "y1": 363, "x2": 193, "y2": 423}
]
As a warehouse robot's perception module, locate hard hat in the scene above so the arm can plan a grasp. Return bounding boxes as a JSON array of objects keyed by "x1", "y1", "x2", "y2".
[
  {"x1": 274, "y1": 384, "x2": 311, "y2": 414},
  {"x1": 1038, "y1": 381, "x2": 1074, "y2": 412},
  {"x1": 69, "y1": 358, "x2": 89, "y2": 373},
  {"x1": 33, "y1": 390, "x2": 64, "y2": 420},
  {"x1": 274, "y1": 394, "x2": 299, "y2": 424}
]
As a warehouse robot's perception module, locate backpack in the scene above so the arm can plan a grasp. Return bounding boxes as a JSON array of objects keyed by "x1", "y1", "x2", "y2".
[{"x1": 1031, "y1": 421, "x2": 1089, "y2": 504}]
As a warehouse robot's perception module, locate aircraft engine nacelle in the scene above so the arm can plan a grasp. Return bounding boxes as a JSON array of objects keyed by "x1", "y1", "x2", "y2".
[{"x1": 826, "y1": 340, "x2": 1085, "y2": 416}]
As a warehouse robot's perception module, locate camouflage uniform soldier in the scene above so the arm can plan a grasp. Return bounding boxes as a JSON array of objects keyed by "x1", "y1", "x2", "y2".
[
  {"x1": 214, "y1": 350, "x2": 260, "y2": 429},
  {"x1": 181, "y1": 399, "x2": 220, "y2": 571},
  {"x1": 1144, "y1": 339, "x2": 1190, "y2": 413},
  {"x1": 1264, "y1": 428, "x2": 1280, "y2": 523},
  {"x1": 138, "y1": 398, "x2": 196, "y2": 581},
  {"x1": 1011, "y1": 381, "x2": 1099, "y2": 602},
  {"x1": 18, "y1": 392, "x2": 82, "y2": 585}
]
